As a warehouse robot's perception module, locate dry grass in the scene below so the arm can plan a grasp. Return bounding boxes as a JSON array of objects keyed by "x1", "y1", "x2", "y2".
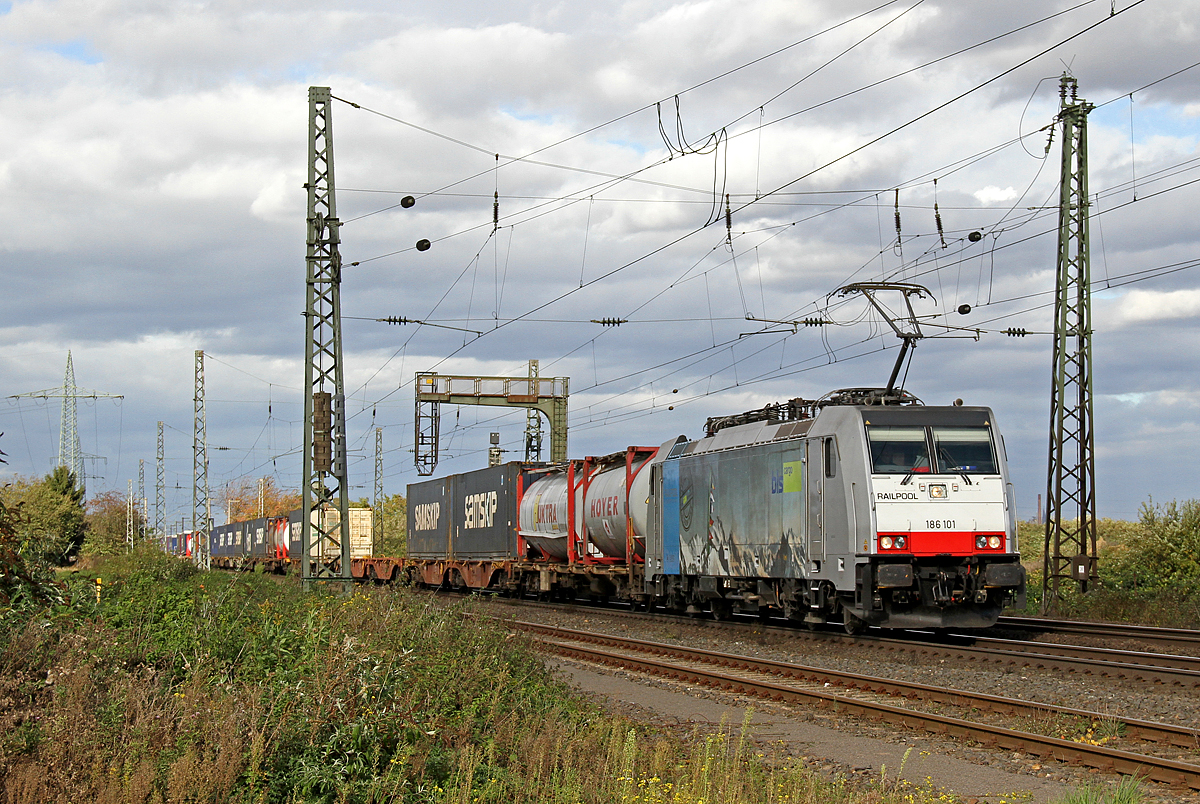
[{"x1": 0, "y1": 548, "x2": 1077, "y2": 804}]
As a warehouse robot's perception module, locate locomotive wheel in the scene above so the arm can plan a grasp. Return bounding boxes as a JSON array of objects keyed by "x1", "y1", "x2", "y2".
[
  {"x1": 710, "y1": 600, "x2": 733, "y2": 621},
  {"x1": 843, "y1": 612, "x2": 867, "y2": 636}
]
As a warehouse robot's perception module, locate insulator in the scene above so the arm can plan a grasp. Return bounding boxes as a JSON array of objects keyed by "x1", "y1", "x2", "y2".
[
  {"x1": 384, "y1": 316, "x2": 414, "y2": 325},
  {"x1": 416, "y1": 239, "x2": 432, "y2": 252},
  {"x1": 493, "y1": 190, "x2": 499, "y2": 229},
  {"x1": 401, "y1": 195, "x2": 416, "y2": 208},
  {"x1": 725, "y1": 193, "x2": 732, "y2": 244},
  {"x1": 968, "y1": 231, "x2": 983, "y2": 243},
  {"x1": 894, "y1": 189, "x2": 901, "y2": 239},
  {"x1": 1003, "y1": 327, "x2": 1028, "y2": 337},
  {"x1": 801, "y1": 317, "x2": 828, "y2": 327},
  {"x1": 958, "y1": 304, "x2": 971, "y2": 315},
  {"x1": 590, "y1": 318, "x2": 627, "y2": 327}
]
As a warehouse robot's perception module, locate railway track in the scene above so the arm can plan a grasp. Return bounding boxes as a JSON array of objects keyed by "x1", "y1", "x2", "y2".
[
  {"x1": 519, "y1": 620, "x2": 1200, "y2": 789},
  {"x1": 996, "y1": 616, "x2": 1200, "y2": 651},
  {"x1": 484, "y1": 597, "x2": 1200, "y2": 687}
]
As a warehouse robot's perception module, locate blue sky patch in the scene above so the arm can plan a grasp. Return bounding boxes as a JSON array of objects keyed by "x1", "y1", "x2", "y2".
[
  {"x1": 43, "y1": 39, "x2": 102, "y2": 65},
  {"x1": 499, "y1": 105, "x2": 558, "y2": 125},
  {"x1": 1092, "y1": 100, "x2": 1198, "y2": 144}
]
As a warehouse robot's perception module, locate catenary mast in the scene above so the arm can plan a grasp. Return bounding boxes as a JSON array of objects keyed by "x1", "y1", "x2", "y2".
[
  {"x1": 302, "y1": 86, "x2": 351, "y2": 585},
  {"x1": 1043, "y1": 74, "x2": 1099, "y2": 602}
]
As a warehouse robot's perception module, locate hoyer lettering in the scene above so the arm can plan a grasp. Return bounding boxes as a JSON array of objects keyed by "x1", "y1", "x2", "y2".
[{"x1": 589, "y1": 495, "x2": 622, "y2": 518}]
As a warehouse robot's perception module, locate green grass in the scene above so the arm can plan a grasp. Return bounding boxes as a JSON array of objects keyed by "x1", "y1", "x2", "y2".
[
  {"x1": 1, "y1": 546, "x2": 1005, "y2": 804},
  {"x1": 1050, "y1": 777, "x2": 1144, "y2": 804}
]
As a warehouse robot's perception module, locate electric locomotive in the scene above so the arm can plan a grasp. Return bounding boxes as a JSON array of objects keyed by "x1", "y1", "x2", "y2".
[{"x1": 405, "y1": 386, "x2": 1026, "y2": 631}]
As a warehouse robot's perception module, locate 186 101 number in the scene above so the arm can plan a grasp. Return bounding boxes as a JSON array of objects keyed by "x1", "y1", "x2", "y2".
[{"x1": 926, "y1": 519, "x2": 955, "y2": 529}]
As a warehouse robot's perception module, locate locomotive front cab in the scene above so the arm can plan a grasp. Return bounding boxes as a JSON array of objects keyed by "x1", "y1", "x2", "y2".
[{"x1": 860, "y1": 407, "x2": 1026, "y2": 628}]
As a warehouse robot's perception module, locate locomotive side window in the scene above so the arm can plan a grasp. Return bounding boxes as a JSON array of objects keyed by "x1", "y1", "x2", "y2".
[
  {"x1": 823, "y1": 437, "x2": 838, "y2": 478},
  {"x1": 931, "y1": 427, "x2": 997, "y2": 474},
  {"x1": 867, "y1": 426, "x2": 930, "y2": 474}
]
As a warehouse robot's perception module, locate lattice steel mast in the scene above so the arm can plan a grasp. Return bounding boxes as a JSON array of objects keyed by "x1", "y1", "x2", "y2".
[
  {"x1": 155, "y1": 422, "x2": 165, "y2": 540},
  {"x1": 525, "y1": 359, "x2": 544, "y2": 462},
  {"x1": 138, "y1": 459, "x2": 146, "y2": 539},
  {"x1": 8, "y1": 351, "x2": 122, "y2": 492},
  {"x1": 62, "y1": 354, "x2": 82, "y2": 485},
  {"x1": 126, "y1": 479, "x2": 134, "y2": 550},
  {"x1": 193, "y1": 350, "x2": 211, "y2": 569},
  {"x1": 373, "y1": 427, "x2": 384, "y2": 555},
  {"x1": 302, "y1": 86, "x2": 351, "y2": 583},
  {"x1": 1043, "y1": 74, "x2": 1099, "y2": 601}
]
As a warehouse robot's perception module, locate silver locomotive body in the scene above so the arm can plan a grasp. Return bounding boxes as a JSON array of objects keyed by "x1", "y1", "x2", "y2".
[{"x1": 645, "y1": 396, "x2": 1026, "y2": 630}]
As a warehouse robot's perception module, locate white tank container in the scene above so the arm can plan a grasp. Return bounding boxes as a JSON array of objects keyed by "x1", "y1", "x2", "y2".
[
  {"x1": 518, "y1": 471, "x2": 570, "y2": 560},
  {"x1": 579, "y1": 452, "x2": 657, "y2": 559}
]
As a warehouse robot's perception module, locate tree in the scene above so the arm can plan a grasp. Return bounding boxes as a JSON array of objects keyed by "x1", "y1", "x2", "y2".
[
  {"x1": 352, "y1": 493, "x2": 407, "y2": 557},
  {"x1": 218, "y1": 476, "x2": 302, "y2": 522},
  {"x1": 82, "y1": 490, "x2": 146, "y2": 557},
  {"x1": 0, "y1": 466, "x2": 86, "y2": 565},
  {"x1": 378, "y1": 493, "x2": 407, "y2": 557},
  {"x1": 0, "y1": 435, "x2": 66, "y2": 609}
]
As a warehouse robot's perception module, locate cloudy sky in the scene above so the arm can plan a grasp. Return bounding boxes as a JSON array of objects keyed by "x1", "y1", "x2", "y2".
[{"x1": 1, "y1": 0, "x2": 1197, "y2": 530}]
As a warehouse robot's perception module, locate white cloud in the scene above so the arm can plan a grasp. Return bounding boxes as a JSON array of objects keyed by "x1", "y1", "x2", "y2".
[
  {"x1": 1107, "y1": 288, "x2": 1200, "y2": 326},
  {"x1": 972, "y1": 185, "x2": 1018, "y2": 204}
]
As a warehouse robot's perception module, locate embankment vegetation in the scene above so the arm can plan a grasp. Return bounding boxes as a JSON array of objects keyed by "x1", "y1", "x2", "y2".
[
  {"x1": 2, "y1": 547, "x2": 980, "y2": 804},
  {"x1": 0, "y1": 472, "x2": 1158, "y2": 803},
  {"x1": 1017, "y1": 498, "x2": 1200, "y2": 627}
]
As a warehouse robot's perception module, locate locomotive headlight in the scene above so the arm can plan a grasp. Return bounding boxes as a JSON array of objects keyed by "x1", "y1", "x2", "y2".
[
  {"x1": 880, "y1": 536, "x2": 894, "y2": 549},
  {"x1": 895, "y1": 536, "x2": 906, "y2": 549},
  {"x1": 976, "y1": 535, "x2": 987, "y2": 549},
  {"x1": 988, "y1": 535, "x2": 1002, "y2": 549},
  {"x1": 929, "y1": 484, "x2": 947, "y2": 499}
]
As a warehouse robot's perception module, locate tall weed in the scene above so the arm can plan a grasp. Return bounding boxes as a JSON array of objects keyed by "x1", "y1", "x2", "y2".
[{"x1": 2, "y1": 546, "x2": 982, "y2": 803}]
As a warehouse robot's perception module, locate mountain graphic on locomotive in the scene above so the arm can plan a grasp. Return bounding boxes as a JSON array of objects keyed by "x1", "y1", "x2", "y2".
[{"x1": 406, "y1": 386, "x2": 1027, "y2": 632}]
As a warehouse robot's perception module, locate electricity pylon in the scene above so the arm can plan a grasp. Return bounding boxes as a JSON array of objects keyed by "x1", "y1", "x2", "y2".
[
  {"x1": 302, "y1": 86, "x2": 351, "y2": 584},
  {"x1": 8, "y1": 351, "x2": 122, "y2": 492},
  {"x1": 1043, "y1": 74, "x2": 1099, "y2": 602}
]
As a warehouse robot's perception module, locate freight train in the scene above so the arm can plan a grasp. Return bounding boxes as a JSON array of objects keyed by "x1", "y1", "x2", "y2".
[
  {"x1": 405, "y1": 388, "x2": 1026, "y2": 631},
  {"x1": 165, "y1": 507, "x2": 375, "y2": 573}
]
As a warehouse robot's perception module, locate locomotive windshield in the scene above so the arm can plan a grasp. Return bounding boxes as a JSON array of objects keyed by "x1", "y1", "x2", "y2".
[
  {"x1": 867, "y1": 427, "x2": 931, "y2": 473},
  {"x1": 868, "y1": 425, "x2": 997, "y2": 475},
  {"x1": 931, "y1": 426, "x2": 997, "y2": 474}
]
